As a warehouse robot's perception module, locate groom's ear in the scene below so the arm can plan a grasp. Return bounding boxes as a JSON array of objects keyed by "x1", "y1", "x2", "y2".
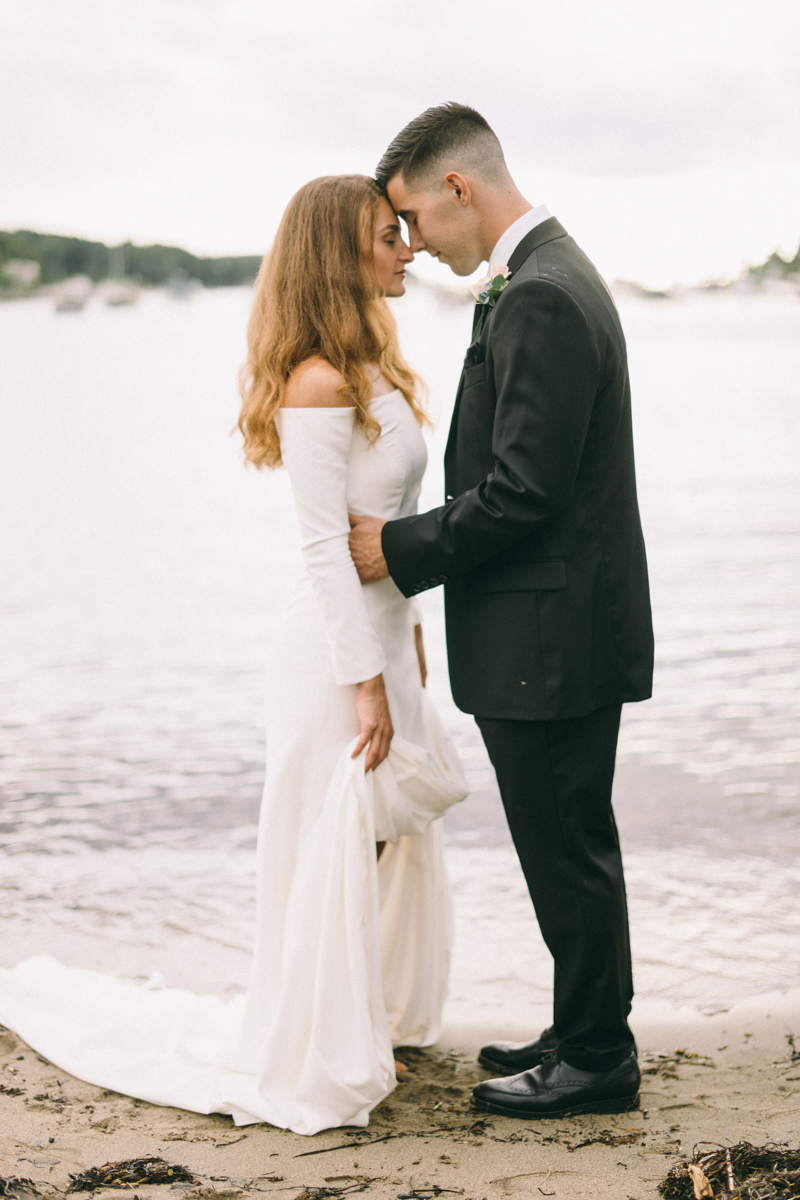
[{"x1": 443, "y1": 172, "x2": 472, "y2": 208}]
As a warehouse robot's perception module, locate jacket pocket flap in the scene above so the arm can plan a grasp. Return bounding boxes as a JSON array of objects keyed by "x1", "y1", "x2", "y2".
[{"x1": 472, "y1": 560, "x2": 566, "y2": 593}]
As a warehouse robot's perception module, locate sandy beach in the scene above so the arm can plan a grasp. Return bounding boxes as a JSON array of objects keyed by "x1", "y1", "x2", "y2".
[{"x1": 4, "y1": 992, "x2": 800, "y2": 1200}]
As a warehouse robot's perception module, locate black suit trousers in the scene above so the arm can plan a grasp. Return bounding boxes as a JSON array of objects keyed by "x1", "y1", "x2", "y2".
[{"x1": 475, "y1": 703, "x2": 635, "y2": 1072}]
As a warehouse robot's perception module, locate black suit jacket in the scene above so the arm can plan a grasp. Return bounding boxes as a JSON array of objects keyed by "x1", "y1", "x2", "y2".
[{"x1": 382, "y1": 217, "x2": 654, "y2": 720}]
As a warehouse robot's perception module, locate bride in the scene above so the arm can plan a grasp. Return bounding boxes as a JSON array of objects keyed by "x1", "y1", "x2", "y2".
[{"x1": 0, "y1": 174, "x2": 467, "y2": 1136}]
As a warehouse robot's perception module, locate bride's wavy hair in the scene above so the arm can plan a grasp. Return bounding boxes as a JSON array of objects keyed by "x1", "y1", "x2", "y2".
[{"x1": 238, "y1": 174, "x2": 427, "y2": 468}]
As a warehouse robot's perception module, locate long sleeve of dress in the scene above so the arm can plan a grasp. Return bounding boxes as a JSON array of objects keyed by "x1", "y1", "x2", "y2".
[{"x1": 276, "y1": 408, "x2": 388, "y2": 686}]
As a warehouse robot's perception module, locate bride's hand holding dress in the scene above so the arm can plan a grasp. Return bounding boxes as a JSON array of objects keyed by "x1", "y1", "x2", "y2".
[{"x1": 353, "y1": 672, "x2": 394, "y2": 771}]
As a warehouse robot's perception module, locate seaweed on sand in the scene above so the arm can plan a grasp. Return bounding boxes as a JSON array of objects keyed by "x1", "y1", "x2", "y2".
[
  {"x1": 1, "y1": 1181, "x2": 49, "y2": 1200},
  {"x1": 641, "y1": 1050, "x2": 716, "y2": 1078},
  {"x1": 67, "y1": 1158, "x2": 198, "y2": 1192},
  {"x1": 659, "y1": 1141, "x2": 800, "y2": 1199}
]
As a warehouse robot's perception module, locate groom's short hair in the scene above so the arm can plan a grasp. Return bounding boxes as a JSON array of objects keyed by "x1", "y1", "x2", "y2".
[{"x1": 375, "y1": 103, "x2": 507, "y2": 192}]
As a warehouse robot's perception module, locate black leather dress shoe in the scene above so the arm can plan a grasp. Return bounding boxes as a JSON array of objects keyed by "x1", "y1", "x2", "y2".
[
  {"x1": 472, "y1": 1052, "x2": 640, "y2": 1119},
  {"x1": 478, "y1": 1025, "x2": 560, "y2": 1075}
]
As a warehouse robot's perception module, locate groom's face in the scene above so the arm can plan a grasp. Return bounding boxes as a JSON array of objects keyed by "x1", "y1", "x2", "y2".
[{"x1": 386, "y1": 173, "x2": 483, "y2": 277}]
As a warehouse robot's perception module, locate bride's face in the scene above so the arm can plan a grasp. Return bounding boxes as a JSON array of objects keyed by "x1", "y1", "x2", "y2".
[{"x1": 369, "y1": 197, "x2": 414, "y2": 297}]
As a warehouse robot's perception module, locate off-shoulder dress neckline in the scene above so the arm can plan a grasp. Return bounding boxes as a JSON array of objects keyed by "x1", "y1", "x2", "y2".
[{"x1": 279, "y1": 389, "x2": 402, "y2": 413}]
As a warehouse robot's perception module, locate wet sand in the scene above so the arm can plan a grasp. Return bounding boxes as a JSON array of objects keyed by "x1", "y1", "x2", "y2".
[{"x1": 4, "y1": 995, "x2": 800, "y2": 1200}]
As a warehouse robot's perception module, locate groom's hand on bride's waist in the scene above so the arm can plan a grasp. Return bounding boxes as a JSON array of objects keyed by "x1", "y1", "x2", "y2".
[{"x1": 348, "y1": 514, "x2": 389, "y2": 582}]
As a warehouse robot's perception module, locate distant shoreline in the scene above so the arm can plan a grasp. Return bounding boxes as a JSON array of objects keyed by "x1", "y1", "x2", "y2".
[
  {"x1": 0, "y1": 229, "x2": 263, "y2": 295},
  {"x1": 1, "y1": 227, "x2": 798, "y2": 301},
  {"x1": 613, "y1": 237, "x2": 800, "y2": 301}
]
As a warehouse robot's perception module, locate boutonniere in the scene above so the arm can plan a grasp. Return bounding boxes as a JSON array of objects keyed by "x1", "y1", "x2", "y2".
[{"x1": 469, "y1": 264, "x2": 511, "y2": 307}]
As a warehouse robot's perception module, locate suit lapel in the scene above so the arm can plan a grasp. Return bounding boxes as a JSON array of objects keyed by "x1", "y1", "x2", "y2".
[
  {"x1": 444, "y1": 218, "x2": 568, "y2": 496},
  {"x1": 473, "y1": 300, "x2": 490, "y2": 339},
  {"x1": 445, "y1": 354, "x2": 472, "y2": 483},
  {"x1": 444, "y1": 301, "x2": 484, "y2": 476}
]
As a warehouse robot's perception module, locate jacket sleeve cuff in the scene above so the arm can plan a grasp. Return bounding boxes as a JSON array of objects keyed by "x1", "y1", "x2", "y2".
[{"x1": 382, "y1": 512, "x2": 452, "y2": 598}]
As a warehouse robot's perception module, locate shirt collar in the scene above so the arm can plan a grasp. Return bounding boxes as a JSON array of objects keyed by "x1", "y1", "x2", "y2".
[{"x1": 488, "y1": 204, "x2": 552, "y2": 272}]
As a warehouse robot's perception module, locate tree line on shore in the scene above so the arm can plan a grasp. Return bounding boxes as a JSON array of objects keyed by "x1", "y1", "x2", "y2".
[
  {"x1": 0, "y1": 230, "x2": 263, "y2": 289},
  {"x1": 1, "y1": 227, "x2": 798, "y2": 295},
  {"x1": 745, "y1": 242, "x2": 800, "y2": 282}
]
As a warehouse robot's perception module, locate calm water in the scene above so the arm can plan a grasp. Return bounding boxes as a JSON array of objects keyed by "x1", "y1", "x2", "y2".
[{"x1": 1, "y1": 285, "x2": 799, "y2": 1029}]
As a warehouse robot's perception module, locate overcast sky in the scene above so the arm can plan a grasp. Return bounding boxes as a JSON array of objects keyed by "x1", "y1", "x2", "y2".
[{"x1": 2, "y1": 0, "x2": 799, "y2": 285}]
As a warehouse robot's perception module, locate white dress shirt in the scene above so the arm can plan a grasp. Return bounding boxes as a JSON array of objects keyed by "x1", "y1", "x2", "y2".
[{"x1": 488, "y1": 203, "x2": 552, "y2": 271}]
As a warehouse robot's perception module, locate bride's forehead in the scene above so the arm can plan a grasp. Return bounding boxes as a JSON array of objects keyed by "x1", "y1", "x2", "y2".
[{"x1": 375, "y1": 196, "x2": 399, "y2": 224}]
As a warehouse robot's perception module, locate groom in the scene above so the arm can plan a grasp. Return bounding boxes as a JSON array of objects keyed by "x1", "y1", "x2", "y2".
[{"x1": 349, "y1": 103, "x2": 654, "y2": 1118}]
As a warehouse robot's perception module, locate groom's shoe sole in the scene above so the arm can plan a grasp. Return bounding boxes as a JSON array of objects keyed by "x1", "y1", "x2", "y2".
[{"x1": 472, "y1": 1092, "x2": 640, "y2": 1120}]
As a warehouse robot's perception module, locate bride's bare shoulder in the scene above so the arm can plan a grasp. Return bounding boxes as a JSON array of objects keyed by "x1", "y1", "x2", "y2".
[{"x1": 283, "y1": 358, "x2": 354, "y2": 408}]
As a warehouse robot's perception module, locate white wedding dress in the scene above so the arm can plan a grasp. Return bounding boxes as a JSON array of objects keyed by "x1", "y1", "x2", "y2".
[{"x1": 0, "y1": 390, "x2": 467, "y2": 1136}]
